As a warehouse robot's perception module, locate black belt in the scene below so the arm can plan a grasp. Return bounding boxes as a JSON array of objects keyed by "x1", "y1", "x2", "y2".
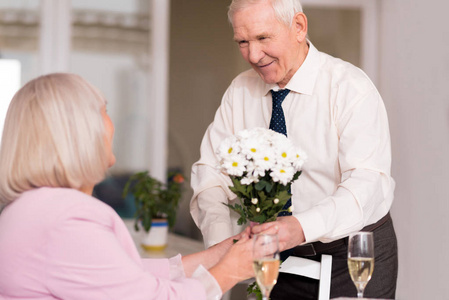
[{"x1": 291, "y1": 212, "x2": 391, "y2": 257}]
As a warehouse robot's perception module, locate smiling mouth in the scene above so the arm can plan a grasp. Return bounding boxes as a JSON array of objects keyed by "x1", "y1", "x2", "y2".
[{"x1": 258, "y1": 61, "x2": 274, "y2": 68}]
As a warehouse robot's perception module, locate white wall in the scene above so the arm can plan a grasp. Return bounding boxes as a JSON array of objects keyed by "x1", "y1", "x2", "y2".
[
  {"x1": 70, "y1": 52, "x2": 151, "y2": 174},
  {"x1": 379, "y1": 0, "x2": 449, "y2": 298},
  {"x1": 0, "y1": 59, "x2": 21, "y2": 145}
]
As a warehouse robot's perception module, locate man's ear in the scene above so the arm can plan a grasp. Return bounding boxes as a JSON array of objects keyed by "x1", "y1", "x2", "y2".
[{"x1": 293, "y1": 12, "x2": 308, "y2": 43}]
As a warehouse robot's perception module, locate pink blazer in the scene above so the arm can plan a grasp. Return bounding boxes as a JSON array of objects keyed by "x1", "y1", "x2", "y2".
[{"x1": 0, "y1": 187, "x2": 207, "y2": 299}]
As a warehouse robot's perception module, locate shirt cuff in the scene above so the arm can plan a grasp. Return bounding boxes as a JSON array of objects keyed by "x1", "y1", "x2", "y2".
[
  {"x1": 191, "y1": 265, "x2": 222, "y2": 300},
  {"x1": 294, "y1": 187, "x2": 364, "y2": 243},
  {"x1": 294, "y1": 209, "x2": 327, "y2": 243},
  {"x1": 168, "y1": 254, "x2": 186, "y2": 280}
]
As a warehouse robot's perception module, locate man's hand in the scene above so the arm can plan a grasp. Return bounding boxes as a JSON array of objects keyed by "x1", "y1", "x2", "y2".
[{"x1": 251, "y1": 216, "x2": 305, "y2": 251}]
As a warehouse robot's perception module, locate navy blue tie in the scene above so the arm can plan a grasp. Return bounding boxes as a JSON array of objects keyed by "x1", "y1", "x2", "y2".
[
  {"x1": 269, "y1": 89, "x2": 290, "y2": 136},
  {"x1": 269, "y1": 89, "x2": 292, "y2": 216}
]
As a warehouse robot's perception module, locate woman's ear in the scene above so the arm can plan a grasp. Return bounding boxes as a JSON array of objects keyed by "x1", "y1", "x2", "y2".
[{"x1": 293, "y1": 12, "x2": 308, "y2": 43}]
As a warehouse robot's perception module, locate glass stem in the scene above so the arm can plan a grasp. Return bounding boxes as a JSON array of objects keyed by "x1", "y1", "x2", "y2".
[
  {"x1": 263, "y1": 291, "x2": 270, "y2": 300},
  {"x1": 357, "y1": 289, "x2": 364, "y2": 298}
]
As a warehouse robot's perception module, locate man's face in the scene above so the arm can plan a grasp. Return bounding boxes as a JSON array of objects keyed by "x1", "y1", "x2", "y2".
[{"x1": 232, "y1": 2, "x2": 305, "y2": 88}]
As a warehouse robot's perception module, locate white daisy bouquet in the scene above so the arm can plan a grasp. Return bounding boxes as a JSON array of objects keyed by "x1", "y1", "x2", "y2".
[{"x1": 216, "y1": 127, "x2": 307, "y2": 225}]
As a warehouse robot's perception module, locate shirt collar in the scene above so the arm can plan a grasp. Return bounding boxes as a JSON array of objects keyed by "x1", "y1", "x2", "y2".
[{"x1": 262, "y1": 41, "x2": 320, "y2": 97}]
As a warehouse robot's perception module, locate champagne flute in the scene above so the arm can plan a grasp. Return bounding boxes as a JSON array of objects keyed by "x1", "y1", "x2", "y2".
[
  {"x1": 347, "y1": 232, "x2": 375, "y2": 298},
  {"x1": 252, "y1": 234, "x2": 280, "y2": 300}
]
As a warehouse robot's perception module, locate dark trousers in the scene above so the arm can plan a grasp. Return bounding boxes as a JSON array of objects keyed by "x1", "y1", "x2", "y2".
[{"x1": 270, "y1": 216, "x2": 398, "y2": 300}]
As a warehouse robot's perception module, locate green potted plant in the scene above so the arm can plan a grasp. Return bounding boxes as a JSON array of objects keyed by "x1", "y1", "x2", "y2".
[{"x1": 122, "y1": 170, "x2": 184, "y2": 250}]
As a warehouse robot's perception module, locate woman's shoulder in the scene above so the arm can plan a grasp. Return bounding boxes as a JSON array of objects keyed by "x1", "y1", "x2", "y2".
[
  {"x1": 0, "y1": 187, "x2": 122, "y2": 251},
  {"x1": 23, "y1": 187, "x2": 106, "y2": 205},
  {"x1": 12, "y1": 187, "x2": 119, "y2": 226}
]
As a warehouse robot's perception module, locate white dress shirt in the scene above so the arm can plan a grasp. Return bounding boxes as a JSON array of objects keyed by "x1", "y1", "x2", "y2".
[{"x1": 190, "y1": 43, "x2": 395, "y2": 248}]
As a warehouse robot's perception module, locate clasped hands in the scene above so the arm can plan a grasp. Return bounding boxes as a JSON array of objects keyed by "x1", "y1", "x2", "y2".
[{"x1": 206, "y1": 216, "x2": 305, "y2": 289}]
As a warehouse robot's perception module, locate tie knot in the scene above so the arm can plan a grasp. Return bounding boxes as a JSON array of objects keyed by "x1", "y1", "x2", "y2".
[{"x1": 271, "y1": 89, "x2": 290, "y2": 106}]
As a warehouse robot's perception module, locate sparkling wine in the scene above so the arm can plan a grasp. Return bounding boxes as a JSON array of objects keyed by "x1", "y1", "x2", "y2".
[
  {"x1": 348, "y1": 257, "x2": 374, "y2": 289},
  {"x1": 253, "y1": 258, "x2": 280, "y2": 293}
]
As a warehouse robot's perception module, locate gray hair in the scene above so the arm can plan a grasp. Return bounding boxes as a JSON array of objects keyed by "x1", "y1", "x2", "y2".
[
  {"x1": 0, "y1": 73, "x2": 109, "y2": 205},
  {"x1": 228, "y1": 0, "x2": 303, "y2": 27}
]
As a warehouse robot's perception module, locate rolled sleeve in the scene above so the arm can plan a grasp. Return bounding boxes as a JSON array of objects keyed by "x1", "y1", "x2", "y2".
[
  {"x1": 191, "y1": 265, "x2": 222, "y2": 300},
  {"x1": 191, "y1": 187, "x2": 234, "y2": 248},
  {"x1": 141, "y1": 254, "x2": 186, "y2": 280}
]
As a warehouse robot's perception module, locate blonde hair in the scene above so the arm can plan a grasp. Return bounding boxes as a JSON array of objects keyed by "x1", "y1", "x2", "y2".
[
  {"x1": 228, "y1": 0, "x2": 303, "y2": 27},
  {"x1": 0, "y1": 73, "x2": 109, "y2": 205}
]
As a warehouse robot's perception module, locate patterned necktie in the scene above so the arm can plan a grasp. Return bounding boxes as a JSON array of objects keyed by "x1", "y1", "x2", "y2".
[
  {"x1": 269, "y1": 89, "x2": 292, "y2": 216},
  {"x1": 269, "y1": 89, "x2": 290, "y2": 136}
]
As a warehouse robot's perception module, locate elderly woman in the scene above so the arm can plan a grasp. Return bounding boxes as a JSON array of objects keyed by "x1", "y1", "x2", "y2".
[{"x1": 0, "y1": 73, "x2": 253, "y2": 299}]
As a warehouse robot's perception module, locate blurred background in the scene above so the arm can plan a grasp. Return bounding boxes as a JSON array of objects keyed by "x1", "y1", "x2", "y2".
[{"x1": 0, "y1": 0, "x2": 448, "y2": 299}]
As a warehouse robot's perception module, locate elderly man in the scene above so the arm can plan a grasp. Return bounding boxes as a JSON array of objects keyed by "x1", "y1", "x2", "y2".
[{"x1": 190, "y1": 0, "x2": 398, "y2": 298}]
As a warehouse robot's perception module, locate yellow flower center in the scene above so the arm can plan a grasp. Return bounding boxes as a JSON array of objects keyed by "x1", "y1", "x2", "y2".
[
  {"x1": 280, "y1": 169, "x2": 285, "y2": 173},
  {"x1": 264, "y1": 157, "x2": 269, "y2": 161},
  {"x1": 251, "y1": 148, "x2": 257, "y2": 153},
  {"x1": 282, "y1": 152, "x2": 287, "y2": 158},
  {"x1": 232, "y1": 162, "x2": 238, "y2": 167},
  {"x1": 228, "y1": 147, "x2": 233, "y2": 154}
]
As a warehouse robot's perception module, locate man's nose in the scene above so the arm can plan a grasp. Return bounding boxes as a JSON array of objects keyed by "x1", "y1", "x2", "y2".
[{"x1": 248, "y1": 42, "x2": 264, "y2": 64}]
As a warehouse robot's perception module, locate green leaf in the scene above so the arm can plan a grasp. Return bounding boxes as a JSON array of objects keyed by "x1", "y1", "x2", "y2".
[
  {"x1": 229, "y1": 186, "x2": 243, "y2": 198},
  {"x1": 276, "y1": 190, "x2": 291, "y2": 202},
  {"x1": 257, "y1": 191, "x2": 267, "y2": 203},
  {"x1": 142, "y1": 213, "x2": 152, "y2": 232},
  {"x1": 237, "y1": 216, "x2": 247, "y2": 225},
  {"x1": 255, "y1": 180, "x2": 266, "y2": 191},
  {"x1": 264, "y1": 180, "x2": 273, "y2": 193},
  {"x1": 253, "y1": 214, "x2": 267, "y2": 223},
  {"x1": 292, "y1": 170, "x2": 302, "y2": 181},
  {"x1": 223, "y1": 202, "x2": 247, "y2": 225},
  {"x1": 249, "y1": 205, "x2": 258, "y2": 216},
  {"x1": 255, "y1": 179, "x2": 274, "y2": 194},
  {"x1": 247, "y1": 281, "x2": 264, "y2": 300}
]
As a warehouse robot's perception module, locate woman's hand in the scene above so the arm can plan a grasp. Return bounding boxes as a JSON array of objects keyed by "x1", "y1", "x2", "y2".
[
  {"x1": 182, "y1": 227, "x2": 252, "y2": 277},
  {"x1": 206, "y1": 226, "x2": 251, "y2": 265},
  {"x1": 208, "y1": 232, "x2": 254, "y2": 293},
  {"x1": 251, "y1": 216, "x2": 305, "y2": 251}
]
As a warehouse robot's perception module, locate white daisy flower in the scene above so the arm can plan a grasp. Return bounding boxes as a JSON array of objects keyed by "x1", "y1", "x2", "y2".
[
  {"x1": 245, "y1": 160, "x2": 256, "y2": 173},
  {"x1": 241, "y1": 161, "x2": 263, "y2": 182},
  {"x1": 240, "y1": 135, "x2": 268, "y2": 160},
  {"x1": 273, "y1": 198, "x2": 279, "y2": 204},
  {"x1": 292, "y1": 147, "x2": 308, "y2": 170},
  {"x1": 270, "y1": 164, "x2": 295, "y2": 185},
  {"x1": 216, "y1": 135, "x2": 240, "y2": 159},
  {"x1": 269, "y1": 130, "x2": 290, "y2": 145},
  {"x1": 241, "y1": 174, "x2": 259, "y2": 185},
  {"x1": 254, "y1": 150, "x2": 276, "y2": 171},
  {"x1": 221, "y1": 154, "x2": 248, "y2": 177},
  {"x1": 251, "y1": 166, "x2": 266, "y2": 178},
  {"x1": 251, "y1": 198, "x2": 258, "y2": 204},
  {"x1": 236, "y1": 128, "x2": 252, "y2": 140},
  {"x1": 275, "y1": 144, "x2": 296, "y2": 167}
]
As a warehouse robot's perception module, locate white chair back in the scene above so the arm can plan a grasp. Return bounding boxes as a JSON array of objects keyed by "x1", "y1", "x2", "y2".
[{"x1": 279, "y1": 254, "x2": 332, "y2": 300}]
